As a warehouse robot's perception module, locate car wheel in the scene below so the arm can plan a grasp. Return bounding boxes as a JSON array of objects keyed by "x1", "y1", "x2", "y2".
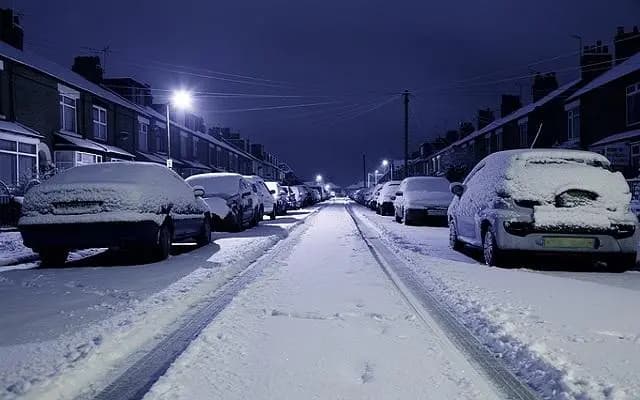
[
  {"x1": 395, "y1": 212, "x2": 402, "y2": 223},
  {"x1": 234, "y1": 209, "x2": 244, "y2": 232},
  {"x1": 605, "y1": 254, "x2": 636, "y2": 273},
  {"x1": 482, "y1": 228, "x2": 504, "y2": 267},
  {"x1": 403, "y1": 210, "x2": 412, "y2": 226},
  {"x1": 153, "y1": 223, "x2": 172, "y2": 261},
  {"x1": 449, "y1": 221, "x2": 463, "y2": 251},
  {"x1": 196, "y1": 216, "x2": 212, "y2": 246},
  {"x1": 39, "y1": 248, "x2": 69, "y2": 266},
  {"x1": 270, "y1": 208, "x2": 276, "y2": 220}
]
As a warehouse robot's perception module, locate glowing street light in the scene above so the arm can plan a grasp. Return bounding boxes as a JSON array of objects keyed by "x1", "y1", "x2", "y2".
[
  {"x1": 382, "y1": 159, "x2": 389, "y2": 167},
  {"x1": 381, "y1": 158, "x2": 393, "y2": 180},
  {"x1": 165, "y1": 90, "x2": 193, "y2": 169},
  {"x1": 315, "y1": 174, "x2": 323, "y2": 183},
  {"x1": 324, "y1": 184, "x2": 331, "y2": 191}
]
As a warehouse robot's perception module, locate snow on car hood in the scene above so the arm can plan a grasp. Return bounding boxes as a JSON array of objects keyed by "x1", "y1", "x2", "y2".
[
  {"x1": 501, "y1": 152, "x2": 633, "y2": 229},
  {"x1": 404, "y1": 190, "x2": 453, "y2": 208},
  {"x1": 205, "y1": 196, "x2": 231, "y2": 219}
]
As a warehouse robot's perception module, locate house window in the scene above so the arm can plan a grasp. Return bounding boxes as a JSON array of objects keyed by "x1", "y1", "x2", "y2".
[
  {"x1": 137, "y1": 121, "x2": 149, "y2": 152},
  {"x1": 495, "y1": 129, "x2": 503, "y2": 151},
  {"x1": 180, "y1": 132, "x2": 188, "y2": 159},
  {"x1": 0, "y1": 135, "x2": 38, "y2": 188},
  {"x1": 92, "y1": 105, "x2": 107, "y2": 141},
  {"x1": 59, "y1": 94, "x2": 77, "y2": 133},
  {"x1": 436, "y1": 155, "x2": 441, "y2": 172},
  {"x1": 208, "y1": 144, "x2": 217, "y2": 166},
  {"x1": 192, "y1": 136, "x2": 199, "y2": 159},
  {"x1": 627, "y1": 83, "x2": 640, "y2": 126},
  {"x1": 567, "y1": 107, "x2": 580, "y2": 142},
  {"x1": 519, "y1": 120, "x2": 528, "y2": 147},
  {"x1": 54, "y1": 150, "x2": 102, "y2": 171}
]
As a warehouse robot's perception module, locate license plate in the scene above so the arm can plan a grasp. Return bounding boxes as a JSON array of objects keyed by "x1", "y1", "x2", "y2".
[
  {"x1": 542, "y1": 237, "x2": 595, "y2": 249},
  {"x1": 428, "y1": 209, "x2": 447, "y2": 216}
]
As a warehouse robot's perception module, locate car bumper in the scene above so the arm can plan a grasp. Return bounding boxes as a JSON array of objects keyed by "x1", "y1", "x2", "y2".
[
  {"x1": 495, "y1": 220, "x2": 639, "y2": 254},
  {"x1": 20, "y1": 220, "x2": 161, "y2": 250},
  {"x1": 379, "y1": 202, "x2": 394, "y2": 215},
  {"x1": 406, "y1": 208, "x2": 448, "y2": 221}
]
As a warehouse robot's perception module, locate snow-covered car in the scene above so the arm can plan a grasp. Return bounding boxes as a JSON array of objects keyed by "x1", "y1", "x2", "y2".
[
  {"x1": 368, "y1": 184, "x2": 383, "y2": 210},
  {"x1": 265, "y1": 181, "x2": 287, "y2": 215},
  {"x1": 375, "y1": 180, "x2": 401, "y2": 216},
  {"x1": 393, "y1": 177, "x2": 452, "y2": 225},
  {"x1": 19, "y1": 162, "x2": 212, "y2": 265},
  {"x1": 309, "y1": 188, "x2": 321, "y2": 204},
  {"x1": 283, "y1": 186, "x2": 298, "y2": 209},
  {"x1": 244, "y1": 175, "x2": 276, "y2": 220},
  {"x1": 290, "y1": 186, "x2": 308, "y2": 209},
  {"x1": 448, "y1": 149, "x2": 639, "y2": 270},
  {"x1": 186, "y1": 173, "x2": 260, "y2": 231}
]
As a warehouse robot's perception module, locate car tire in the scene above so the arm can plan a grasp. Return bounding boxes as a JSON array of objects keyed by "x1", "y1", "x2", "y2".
[
  {"x1": 449, "y1": 221, "x2": 463, "y2": 251},
  {"x1": 482, "y1": 228, "x2": 504, "y2": 267},
  {"x1": 395, "y1": 212, "x2": 402, "y2": 223},
  {"x1": 606, "y1": 254, "x2": 636, "y2": 273},
  {"x1": 153, "y1": 223, "x2": 172, "y2": 261},
  {"x1": 270, "y1": 208, "x2": 276, "y2": 220},
  {"x1": 39, "y1": 248, "x2": 69, "y2": 266},
  {"x1": 196, "y1": 216, "x2": 212, "y2": 246},
  {"x1": 234, "y1": 209, "x2": 244, "y2": 232},
  {"x1": 403, "y1": 210, "x2": 412, "y2": 226}
]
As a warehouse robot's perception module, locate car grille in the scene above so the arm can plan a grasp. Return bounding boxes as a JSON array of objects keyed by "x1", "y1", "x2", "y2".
[{"x1": 52, "y1": 201, "x2": 104, "y2": 215}]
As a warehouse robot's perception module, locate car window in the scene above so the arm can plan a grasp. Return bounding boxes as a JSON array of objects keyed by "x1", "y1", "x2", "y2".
[
  {"x1": 251, "y1": 184, "x2": 258, "y2": 193},
  {"x1": 463, "y1": 163, "x2": 485, "y2": 185}
]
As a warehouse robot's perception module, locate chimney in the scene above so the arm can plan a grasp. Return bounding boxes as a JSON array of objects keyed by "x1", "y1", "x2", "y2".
[
  {"x1": 0, "y1": 8, "x2": 24, "y2": 50},
  {"x1": 500, "y1": 94, "x2": 522, "y2": 117},
  {"x1": 531, "y1": 72, "x2": 559, "y2": 102},
  {"x1": 614, "y1": 26, "x2": 640, "y2": 65},
  {"x1": 71, "y1": 56, "x2": 104, "y2": 84},
  {"x1": 477, "y1": 108, "x2": 495, "y2": 130},
  {"x1": 580, "y1": 40, "x2": 613, "y2": 82}
]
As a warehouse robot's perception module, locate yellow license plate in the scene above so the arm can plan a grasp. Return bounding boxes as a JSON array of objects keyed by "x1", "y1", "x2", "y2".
[{"x1": 542, "y1": 237, "x2": 595, "y2": 249}]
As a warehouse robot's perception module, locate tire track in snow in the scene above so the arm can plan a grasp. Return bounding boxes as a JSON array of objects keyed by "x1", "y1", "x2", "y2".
[
  {"x1": 345, "y1": 204, "x2": 540, "y2": 400},
  {"x1": 91, "y1": 211, "x2": 318, "y2": 400}
]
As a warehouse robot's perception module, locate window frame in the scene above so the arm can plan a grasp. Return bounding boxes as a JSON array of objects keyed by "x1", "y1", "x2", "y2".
[
  {"x1": 567, "y1": 106, "x2": 581, "y2": 142},
  {"x1": 0, "y1": 132, "x2": 39, "y2": 187},
  {"x1": 59, "y1": 94, "x2": 77, "y2": 133},
  {"x1": 137, "y1": 120, "x2": 149, "y2": 152},
  {"x1": 626, "y1": 82, "x2": 640, "y2": 127},
  {"x1": 92, "y1": 105, "x2": 108, "y2": 141}
]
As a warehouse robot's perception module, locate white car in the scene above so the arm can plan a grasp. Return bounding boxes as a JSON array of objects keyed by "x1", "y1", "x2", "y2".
[
  {"x1": 290, "y1": 186, "x2": 308, "y2": 209},
  {"x1": 265, "y1": 181, "x2": 287, "y2": 215},
  {"x1": 393, "y1": 177, "x2": 452, "y2": 225},
  {"x1": 244, "y1": 175, "x2": 276, "y2": 220},
  {"x1": 186, "y1": 173, "x2": 260, "y2": 231},
  {"x1": 448, "y1": 149, "x2": 638, "y2": 270},
  {"x1": 376, "y1": 180, "x2": 402, "y2": 216}
]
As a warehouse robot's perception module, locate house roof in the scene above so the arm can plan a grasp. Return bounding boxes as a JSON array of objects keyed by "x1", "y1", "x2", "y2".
[
  {"x1": 569, "y1": 52, "x2": 640, "y2": 100},
  {"x1": 429, "y1": 79, "x2": 581, "y2": 158},
  {"x1": 0, "y1": 42, "x2": 147, "y2": 114},
  {"x1": 590, "y1": 128, "x2": 640, "y2": 147},
  {"x1": 55, "y1": 132, "x2": 134, "y2": 158},
  {"x1": 0, "y1": 120, "x2": 42, "y2": 138}
]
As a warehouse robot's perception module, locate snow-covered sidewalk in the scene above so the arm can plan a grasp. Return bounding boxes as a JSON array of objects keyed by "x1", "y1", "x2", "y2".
[
  {"x1": 144, "y1": 202, "x2": 501, "y2": 399},
  {"x1": 354, "y1": 205, "x2": 640, "y2": 400},
  {"x1": 0, "y1": 231, "x2": 37, "y2": 268}
]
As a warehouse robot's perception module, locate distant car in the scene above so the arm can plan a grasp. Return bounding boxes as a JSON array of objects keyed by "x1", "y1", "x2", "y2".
[
  {"x1": 284, "y1": 186, "x2": 298, "y2": 209},
  {"x1": 369, "y1": 184, "x2": 383, "y2": 210},
  {"x1": 19, "y1": 162, "x2": 211, "y2": 265},
  {"x1": 394, "y1": 177, "x2": 453, "y2": 225},
  {"x1": 376, "y1": 180, "x2": 402, "y2": 216},
  {"x1": 309, "y1": 188, "x2": 321, "y2": 204},
  {"x1": 290, "y1": 186, "x2": 308, "y2": 208},
  {"x1": 244, "y1": 175, "x2": 276, "y2": 220},
  {"x1": 265, "y1": 181, "x2": 287, "y2": 215},
  {"x1": 186, "y1": 173, "x2": 259, "y2": 232},
  {"x1": 448, "y1": 149, "x2": 638, "y2": 271}
]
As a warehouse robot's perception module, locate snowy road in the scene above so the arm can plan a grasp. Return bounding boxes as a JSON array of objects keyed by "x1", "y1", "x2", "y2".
[{"x1": 143, "y1": 201, "x2": 509, "y2": 400}]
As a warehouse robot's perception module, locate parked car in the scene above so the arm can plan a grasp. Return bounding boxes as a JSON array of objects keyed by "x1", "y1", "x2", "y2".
[
  {"x1": 309, "y1": 188, "x2": 321, "y2": 204},
  {"x1": 284, "y1": 186, "x2": 298, "y2": 209},
  {"x1": 265, "y1": 181, "x2": 288, "y2": 215},
  {"x1": 447, "y1": 149, "x2": 638, "y2": 271},
  {"x1": 19, "y1": 162, "x2": 211, "y2": 265},
  {"x1": 376, "y1": 180, "x2": 402, "y2": 215},
  {"x1": 368, "y1": 184, "x2": 383, "y2": 210},
  {"x1": 244, "y1": 175, "x2": 276, "y2": 220},
  {"x1": 394, "y1": 177, "x2": 452, "y2": 225},
  {"x1": 290, "y1": 186, "x2": 309, "y2": 209},
  {"x1": 186, "y1": 172, "x2": 260, "y2": 231}
]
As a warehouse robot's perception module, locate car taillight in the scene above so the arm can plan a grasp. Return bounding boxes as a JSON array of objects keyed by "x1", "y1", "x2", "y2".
[
  {"x1": 612, "y1": 223, "x2": 636, "y2": 239},
  {"x1": 503, "y1": 221, "x2": 533, "y2": 236}
]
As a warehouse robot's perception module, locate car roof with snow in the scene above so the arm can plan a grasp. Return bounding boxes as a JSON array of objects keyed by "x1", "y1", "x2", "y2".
[
  {"x1": 44, "y1": 162, "x2": 184, "y2": 185},
  {"x1": 481, "y1": 148, "x2": 611, "y2": 167}
]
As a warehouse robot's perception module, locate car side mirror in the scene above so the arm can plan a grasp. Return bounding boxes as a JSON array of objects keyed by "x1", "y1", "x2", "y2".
[
  {"x1": 269, "y1": 189, "x2": 276, "y2": 194},
  {"x1": 193, "y1": 186, "x2": 205, "y2": 197},
  {"x1": 450, "y1": 182, "x2": 466, "y2": 197},
  {"x1": 395, "y1": 191, "x2": 403, "y2": 196}
]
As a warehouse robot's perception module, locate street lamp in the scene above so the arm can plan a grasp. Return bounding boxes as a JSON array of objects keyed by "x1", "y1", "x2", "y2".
[
  {"x1": 315, "y1": 174, "x2": 323, "y2": 183},
  {"x1": 382, "y1": 159, "x2": 393, "y2": 180},
  {"x1": 166, "y1": 90, "x2": 193, "y2": 168},
  {"x1": 374, "y1": 169, "x2": 380, "y2": 185}
]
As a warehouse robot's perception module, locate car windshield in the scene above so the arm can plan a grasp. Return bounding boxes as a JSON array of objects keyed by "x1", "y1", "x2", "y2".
[
  {"x1": 405, "y1": 178, "x2": 450, "y2": 192},
  {"x1": 186, "y1": 175, "x2": 239, "y2": 199}
]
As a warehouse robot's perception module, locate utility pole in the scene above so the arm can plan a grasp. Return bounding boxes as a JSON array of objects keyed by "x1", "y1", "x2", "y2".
[
  {"x1": 362, "y1": 154, "x2": 366, "y2": 188},
  {"x1": 403, "y1": 90, "x2": 410, "y2": 179}
]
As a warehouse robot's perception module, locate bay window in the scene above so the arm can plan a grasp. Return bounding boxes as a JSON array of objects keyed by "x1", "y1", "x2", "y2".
[
  {"x1": 54, "y1": 150, "x2": 102, "y2": 170},
  {"x1": 0, "y1": 135, "x2": 38, "y2": 187}
]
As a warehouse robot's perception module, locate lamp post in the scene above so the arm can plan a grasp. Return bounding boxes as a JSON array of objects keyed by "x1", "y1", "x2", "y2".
[
  {"x1": 382, "y1": 159, "x2": 393, "y2": 180},
  {"x1": 166, "y1": 90, "x2": 193, "y2": 169},
  {"x1": 374, "y1": 169, "x2": 380, "y2": 185},
  {"x1": 315, "y1": 174, "x2": 323, "y2": 184}
]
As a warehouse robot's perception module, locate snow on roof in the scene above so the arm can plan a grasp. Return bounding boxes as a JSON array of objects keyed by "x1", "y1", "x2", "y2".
[
  {"x1": 0, "y1": 120, "x2": 42, "y2": 138},
  {"x1": 0, "y1": 42, "x2": 146, "y2": 114},
  {"x1": 429, "y1": 80, "x2": 580, "y2": 158},
  {"x1": 569, "y1": 52, "x2": 640, "y2": 100},
  {"x1": 55, "y1": 132, "x2": 134, "y2": 158},
  {"x1": 590, "y1": 128, "x2": 640, "y2": 147}
]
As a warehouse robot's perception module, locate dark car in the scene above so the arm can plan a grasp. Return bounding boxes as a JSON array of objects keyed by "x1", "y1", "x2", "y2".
[{"x1": 19, "y1": 162, "x2": 211, "y2": 265}]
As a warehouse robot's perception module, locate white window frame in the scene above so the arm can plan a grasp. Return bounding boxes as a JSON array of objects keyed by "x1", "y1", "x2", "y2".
[
  {"x1": 58, "y1": 84, "x2": 80, "y2": 134},
  {"x1": 567, "y1": 106, "x2": 581, "y2": 142},
  {"x1": 92, "y1": 105, "x2": 107, "y2": 141},
  {"x1": 137, "y1": 120, "x2": 149, "y2": 152},
  {"x1": 627, "y1": 82, "x2": 640, "y2": 127},
  {"x1": 192, "y1": 136, "x2": 199, "y2": 159},
  {"x1": 54, "y1": 150, "x2": 102, "y2": 170},
  {"x1": 518, "y1": 119, "x2": 528, "y2": 147},
  {"x1": 0, "y1": 132, "x2": 39, "y2": 187}
]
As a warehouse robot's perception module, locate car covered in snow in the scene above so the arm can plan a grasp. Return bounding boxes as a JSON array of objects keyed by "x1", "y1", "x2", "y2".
[
  {"x1": 368, "y1": 184, "x2": 383, "y2": 210},
  {"x1": 393, "y1": 177, "x2": 452, "y2": 224},
  {"x1": 447, "y1": 149, "x2": 638, "y2": 270},
  {"x1": 375, "y1": 180, "x2": 402, "y2": 215},
  {"x1": 186, "y1": 173, "x2": 260, "y2": 231},
  {"x1": 244, "y1": 175, "x2": 276, "y2": 220},
  {"x1": 19, "y1": 162, "x2": 211, "y2": 265},
  {"x1": 265, "y1": 181, "x2": 288, "y2": 215},
  {"x1": 290, "y1": 186, "x2": 308, "y2": 209}
]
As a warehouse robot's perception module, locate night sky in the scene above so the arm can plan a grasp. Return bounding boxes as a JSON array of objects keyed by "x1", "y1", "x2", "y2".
[{"x1": 11, "y1": 0, "x2": 640, "y2": 185}]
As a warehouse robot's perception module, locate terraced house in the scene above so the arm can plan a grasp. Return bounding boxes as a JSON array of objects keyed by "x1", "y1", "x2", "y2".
[{"x1": 0, "y1": 9, "x2": 287, "y2": 191}]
